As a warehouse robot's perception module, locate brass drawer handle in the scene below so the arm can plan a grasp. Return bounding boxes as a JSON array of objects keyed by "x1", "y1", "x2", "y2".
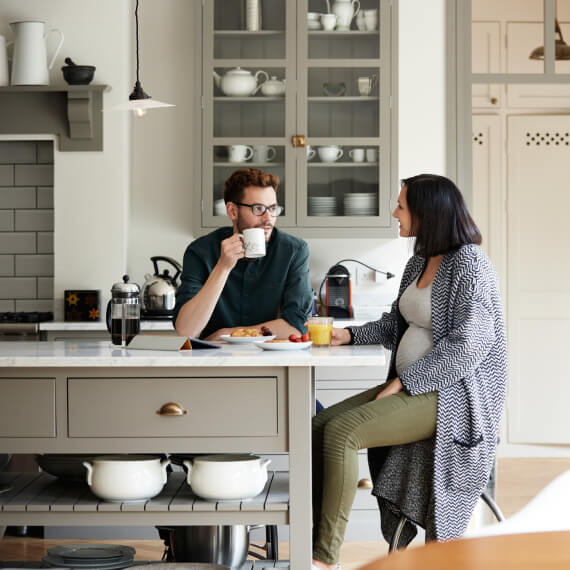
[
  {"x1": 291, "y1": 134, "x2": 306, "y2": 148},
  {"x1": 156, "y1": 402, "x2": 188, "y2": 416},
  {"x1": 358, "y1": 478, "x2": 373, "y2": 489}
]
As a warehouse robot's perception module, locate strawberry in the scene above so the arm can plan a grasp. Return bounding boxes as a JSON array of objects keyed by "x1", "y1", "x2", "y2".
[
  {"x1": 301, "y1": 333, "x2": 309, "y2": 342},
  {"x1": 289, "y1": 334, "x2": 299, "y2": 342}
]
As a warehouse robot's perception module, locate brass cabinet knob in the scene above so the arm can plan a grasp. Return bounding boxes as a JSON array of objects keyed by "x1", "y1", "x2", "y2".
[
  {"x1": 490, "y1": 97, "x2": 498, "y2": 105},
  {"x1": 291, "y1": 134, "x2": 306, "y2": 148},
  {"x1": 156, "y1": 402, "x2": 188, "y2": 416},
  {"x1": 358, "y1": 478, "x2": 373, "y2": 489}
]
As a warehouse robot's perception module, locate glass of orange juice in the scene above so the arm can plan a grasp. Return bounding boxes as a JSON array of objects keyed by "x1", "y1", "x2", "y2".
[{"x1": 307, "y1": 316, "x2": 334, "y2": 346}]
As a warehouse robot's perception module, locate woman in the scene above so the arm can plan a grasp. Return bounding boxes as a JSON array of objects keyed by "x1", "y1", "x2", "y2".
[{"x1": 311, "y1": 174, "x2": 507, "y2": 570}]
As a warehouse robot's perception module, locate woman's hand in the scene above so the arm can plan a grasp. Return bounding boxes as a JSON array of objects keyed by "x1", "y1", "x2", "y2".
[
  {"x1": 375, "y1": 377, "x2": 404, "y2": 400},
  {"x1": 331, "y1": 327, "x2": 351, "y2": 346}
]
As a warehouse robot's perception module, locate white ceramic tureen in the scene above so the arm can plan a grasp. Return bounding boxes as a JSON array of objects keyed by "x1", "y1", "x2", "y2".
[{"x1": 213, "y1": 67, "x2": 269, "y2": 96}]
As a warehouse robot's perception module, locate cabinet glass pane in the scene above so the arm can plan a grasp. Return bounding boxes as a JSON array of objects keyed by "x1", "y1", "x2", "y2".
[
  {"x1": 213, "y1": 146, "x2": 287, "y2": 217},
  {"x1": 307, "y1": 153, "x2": 380, "y2": 217},
  {"x1": 307, "y1": 0, "x2": 380, "y2": 59},
  {"x1": 214, "y1": 0, "x2": 286, "y2": 59},
  {"x1": 213, "y1": 66, "x2": 286, "y2": 137}
]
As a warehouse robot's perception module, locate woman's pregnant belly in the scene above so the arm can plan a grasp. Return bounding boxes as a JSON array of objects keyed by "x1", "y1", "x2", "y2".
[{"x1": 395, "y1": 324, "x2": 434, "y2": 376}]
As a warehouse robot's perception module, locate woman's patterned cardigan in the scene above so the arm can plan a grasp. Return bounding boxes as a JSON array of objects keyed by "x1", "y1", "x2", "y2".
[{"x1": 348, "y1": 244, "x2": 507, "y2": 542}]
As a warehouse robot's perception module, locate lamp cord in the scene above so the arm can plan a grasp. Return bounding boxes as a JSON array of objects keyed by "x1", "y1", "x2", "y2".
[{"x1": 135, "y1": 0, "x2": 140, "y2": 84}]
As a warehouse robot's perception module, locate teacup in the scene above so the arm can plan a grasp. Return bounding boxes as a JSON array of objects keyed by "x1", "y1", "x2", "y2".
[
  {"x1": 321, "y1": 13, "x2": 337, "y2": 31},
  {"x1": 306, "y1": 145, "x2": 316, "y2": 161},
  {"x1": 318, "y1": 145, "x2": 343, "y2": 163},
  {"x1": 349, "y1": 148, "x2": 365, "y2": 162},
  {"x1": 357, "y1": 75, "x2": 377, "y2": 96},
  {"x1": 239, "y1": 228, "x2": 266, "y2": 259},
  {"x1": 228, "y1": 145, "x2": 253, "y2": 163},
  {"x1": 252, "y1": 144, "x2": 276, "y2": 163},
  {"x1": 323, "y1": 82, "x2": 346, "y2": 97},
  {"x1": 366, "y1": 148, "x2": 377, "y2": 162}
]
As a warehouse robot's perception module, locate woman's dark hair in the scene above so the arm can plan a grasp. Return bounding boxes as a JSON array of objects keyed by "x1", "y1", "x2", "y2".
[
  {"x1": 223, "y1": 168, "x2": 280, "y2": 204},
  {"x1": 401, "y1": 173, "x2": 482, "y2": 257}
]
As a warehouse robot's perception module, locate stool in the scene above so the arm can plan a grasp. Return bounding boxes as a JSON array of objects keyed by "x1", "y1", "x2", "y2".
[{"x1": 388, "y1": 491, "x2": 505, "y2": 552}]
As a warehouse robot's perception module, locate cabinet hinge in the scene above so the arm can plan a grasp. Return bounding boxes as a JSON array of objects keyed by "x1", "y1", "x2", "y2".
[
  {"x1": 201, "y1": 95, "x2": 205, "y2": 109},
  {"x1": 201, "y1": 200, "x2": 204, "y2": 212},
  {"x1": 389, "y1": 95, "x2": 392, "y2": 108}
]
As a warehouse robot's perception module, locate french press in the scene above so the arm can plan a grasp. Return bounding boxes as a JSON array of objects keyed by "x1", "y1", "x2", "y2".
[{"x1": 106, "y1": 275, "x2": 141, "y2": 346}]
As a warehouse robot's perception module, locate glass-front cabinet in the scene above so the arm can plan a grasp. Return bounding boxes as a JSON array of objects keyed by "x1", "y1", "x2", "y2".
[{"x1": 201, "y1": 0, "x2": 396, "y2": 237}]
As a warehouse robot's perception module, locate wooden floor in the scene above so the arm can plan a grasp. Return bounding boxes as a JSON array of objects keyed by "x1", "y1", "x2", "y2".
[{"x1": 1, "y1": 458, "x2": 569, "y2": 569}]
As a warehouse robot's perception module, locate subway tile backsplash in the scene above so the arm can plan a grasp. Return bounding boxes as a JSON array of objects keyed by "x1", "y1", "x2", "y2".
[{"x1": 0, "y1": 141, "x2": 54, "y2": 312}]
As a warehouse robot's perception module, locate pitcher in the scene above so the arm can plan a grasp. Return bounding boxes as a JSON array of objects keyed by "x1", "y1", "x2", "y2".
[
  {"x1": 10, "y1": 21, "x2": 64, "y2": 85},
  {"x1": 332, "y1": 0, "x2": 360, "y2": 31}
]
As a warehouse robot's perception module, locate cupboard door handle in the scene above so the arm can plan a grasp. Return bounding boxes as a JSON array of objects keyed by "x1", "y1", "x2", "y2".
[
  {"x1": 291, "y1": 134, "x2": 306, "y2": 148},
  {"x1": 358, "y1": 478, "x2": 373, "y2": 489},
  {"x1": 490, "y1": 97, "x2": 498, "y2": 105},
  {"x1": 156, "y1": 402, "x2": 188, "y2": 416}
]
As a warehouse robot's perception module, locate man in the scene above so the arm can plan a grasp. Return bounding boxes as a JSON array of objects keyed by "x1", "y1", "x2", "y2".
[{"x1": 174, "y1": 168, "x2": 313, "y2": 340}]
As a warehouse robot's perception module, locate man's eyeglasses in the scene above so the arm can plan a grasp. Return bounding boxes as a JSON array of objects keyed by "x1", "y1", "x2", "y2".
[{"x1": 234, "y1": 202, "x2": 284, "y2": 216}]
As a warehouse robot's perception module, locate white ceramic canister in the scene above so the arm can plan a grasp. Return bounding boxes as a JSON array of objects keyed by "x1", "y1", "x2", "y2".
[
  {"x1": 83, "y1": 455, "x2": 170, "y2": 503},
  {"x1": 183, "y1": 454, "x2": 271, "y2": 501},
  {"x1": 0, "y1": 35, "x2": 9, "y2": 86}
]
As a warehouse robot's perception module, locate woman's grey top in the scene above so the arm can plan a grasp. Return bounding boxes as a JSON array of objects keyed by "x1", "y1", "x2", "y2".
[{"x1": 395, "y1": 276, "x2": 433, "y2": 376}]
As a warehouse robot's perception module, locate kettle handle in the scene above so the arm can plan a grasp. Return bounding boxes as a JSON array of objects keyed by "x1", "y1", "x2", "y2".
[
  {"x1": 45, "y1": 29, "x2": 64, "y2": 70},
  {"x1": 105, "y1": 300, "x2": 112, "y2": 333},
  {"x1": 151, "y1": 256, "x2": 182, "y2": 284}
]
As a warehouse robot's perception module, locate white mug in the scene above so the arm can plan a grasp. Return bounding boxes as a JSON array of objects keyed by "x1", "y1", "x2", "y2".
[
  {"x1": 306, "y1": 145, "x2": 316, "y2": 161},
  {"x1": 357, "y1": 75, "x2": 377, "y2": 96},
  {"x1": 363, "y1": 9, "x2": 378, "y2": 31},
  {"x1": 366, "y1": 148, "x2": 377, "y2": 162},
  {"x1": 252, "y1": 144, "x2": 276, "y2": 163},
  {"x1": 214, "y1": 199, "x2": 227, "y2": 216},
  {"x1": 318, "y1": 145, "x2": 343, "y2": 163},
  {"x1": 239, "y1": 227, "x2": 266, "y2": 258},
  {"x1": 355, "y1": 12, "x2": 366, "y2": 31},
  {"x1": 349, "y1": 148, "x2": 365, "y2": 162},
  {"x1": 228, "y1": 144, "x2": 253, "y2": 163},
  {"x1": 321, "y1": 13, "x2": 337, "y2": 31}
]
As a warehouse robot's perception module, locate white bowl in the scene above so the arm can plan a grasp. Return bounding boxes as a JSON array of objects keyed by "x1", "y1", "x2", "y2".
[
  {"x1": 183, "y1": 454, "x2": 270, "y2": 501},
  {"x1": 307, "y1": 12, "x2": 321, "y2": 20},
  {"x1": 83, "y1": 455, "x2": 170, "y2": 503}
]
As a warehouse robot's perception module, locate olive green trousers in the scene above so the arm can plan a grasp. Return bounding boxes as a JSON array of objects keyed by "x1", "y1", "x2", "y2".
[{"x1": 312, "y1": 381, "x2": 438, "y2": 565}]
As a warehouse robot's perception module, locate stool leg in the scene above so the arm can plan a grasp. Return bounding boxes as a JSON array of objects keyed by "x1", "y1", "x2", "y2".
[
  {"x1": 481, "y1": 490, "x2": 505, "y2": 522},
  {"x1": 389, "y1": 516, "x2": 408, "y2": 552}
]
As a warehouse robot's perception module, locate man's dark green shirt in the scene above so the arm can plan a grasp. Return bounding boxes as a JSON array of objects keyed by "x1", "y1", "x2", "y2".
[{"x1": 174, "y1": 227, "x2": 313, "y2": 339}]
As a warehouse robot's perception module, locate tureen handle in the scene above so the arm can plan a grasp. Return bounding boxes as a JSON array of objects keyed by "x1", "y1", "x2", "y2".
[{"x1": 83, "y1": 461, "x2": 93, "y2": 486}]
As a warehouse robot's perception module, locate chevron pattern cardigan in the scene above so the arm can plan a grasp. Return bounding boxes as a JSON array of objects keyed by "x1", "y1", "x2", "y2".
[{"x1": 349, "y1": 244, "x2": 507, "y2": 540}]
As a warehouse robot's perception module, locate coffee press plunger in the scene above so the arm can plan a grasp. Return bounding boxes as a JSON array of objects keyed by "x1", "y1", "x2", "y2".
[{"x1": 106, "y1": 275, "x2": 141, "y2": 346}]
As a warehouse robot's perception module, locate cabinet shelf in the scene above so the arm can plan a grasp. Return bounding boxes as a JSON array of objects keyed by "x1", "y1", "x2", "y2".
[
  {"x1": 308, "y1": 59, "x2": 382, "y2": 67},
  {"x1": 308, "y1": 162, "x2": 378, "y2": 167},
  {"x1": 214, "y1": 30, "x2": 285, "y2": 36},
  {"x1": 308, "y1": 30, "x2": 378, "y2": 36},
  {"x1": 214, "y1": 96, "x2": 284, "y2": 102},
  {"x1": 215, "y1": 162, "x2": 285, "y2": 167},
  {"x1": 308, "y1": 96, "x2": 379, "y2": 102}
]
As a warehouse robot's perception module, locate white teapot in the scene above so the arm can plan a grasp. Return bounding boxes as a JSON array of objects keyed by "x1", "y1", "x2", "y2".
[
  {"x1": 213, "y1": 67, "x2": 268, "y2": 97},
  {"x1": 332, "y1": 0, "x2": 361, "y2": 31},
  {"x1": 260, "y1": 76, "x2": 286, "y2": 96}
]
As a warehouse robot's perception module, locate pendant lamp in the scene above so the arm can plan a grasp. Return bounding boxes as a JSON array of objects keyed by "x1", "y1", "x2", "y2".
[
  {"x1": 529, "y1": 18, "x2": 570, "y2": 60},
  {"x1": 111, "y1": 0, "x2": 174, "y2": 116}
]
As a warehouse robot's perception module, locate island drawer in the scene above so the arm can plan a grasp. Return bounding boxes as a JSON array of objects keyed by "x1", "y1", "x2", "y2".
[
  {"x1": 0, "y1": 378, "x2": 56, "y2": 437},
  {"x1": 67, "y1": 376, "x2": 278, "y2": 438}
]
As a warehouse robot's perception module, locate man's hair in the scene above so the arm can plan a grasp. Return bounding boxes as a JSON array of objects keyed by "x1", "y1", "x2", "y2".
[
  {"x1": 401, "y1": 173, "x2": 482, "y2": 258},
  {"x1": 223, "y1": 168, "x2": 280, "y2": 204}
]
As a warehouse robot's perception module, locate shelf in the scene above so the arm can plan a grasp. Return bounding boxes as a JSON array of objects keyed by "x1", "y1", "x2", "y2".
[
  {"x1": 214, "y1": 162, "x2": 285, "y2": 167},
  {"x1": 0, "y1": 84, "x2": 108, "y2": 151},
  {"x1": 214, "y1": 30, "x2": 285, "y2": 36},
  {"x1": 214, "y1": 59, "x2": 287, "y2": 67},
  {"x1": 214, "y1": 96, "x2": 285, "y2": 102},
  {"x1": 308, "y1": 30, "x2": 378, "y2": 36},
  {"x1": 308, "y1": 96, "x2": 379, "y2": 102},
  {"x1": 307, "y1": 59, "x2": 381, "y2": 67},
  {"x1": 308, "y1": 162, "x2": 378, "y2": 167},
  {"x1": 0, "y1": 471, "x2": 289, "y2": 526}
]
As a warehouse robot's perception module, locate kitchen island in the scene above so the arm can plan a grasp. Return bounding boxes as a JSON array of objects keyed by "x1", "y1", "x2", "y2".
[{"x1": 0, "y1": 340, "x2": 386, "y2": 568}]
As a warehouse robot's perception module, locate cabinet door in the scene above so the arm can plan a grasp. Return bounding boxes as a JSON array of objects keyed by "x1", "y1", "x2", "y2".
[
  {"x1": 202, "y1": 0, "x2": 296, "y2": 227},
  {"x1": 506, "y1": 22, "x2": 570, "y2": 108},
  {"x1": 297, "y1": 0, "x2": 392, "y2": 230},
  {"x1": 507, "y1": 115, "x2": 570, "y2": 444},
  {"x1": 472, "y1": 22, "x2": 502, "y2": 109}
]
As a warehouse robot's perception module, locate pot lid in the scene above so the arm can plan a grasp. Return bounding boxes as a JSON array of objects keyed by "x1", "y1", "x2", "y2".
[
  {"x1": 111, "y1": 275, "x2": 140, "y2": 298},
  {"x1": 226, "y1": 66, "x2": 253, "y2": 75}
]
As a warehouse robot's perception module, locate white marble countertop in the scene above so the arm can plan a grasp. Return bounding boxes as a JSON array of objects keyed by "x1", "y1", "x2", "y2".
[{"x1": 0, "y1": 340, "x2": 385, "y2": 368}]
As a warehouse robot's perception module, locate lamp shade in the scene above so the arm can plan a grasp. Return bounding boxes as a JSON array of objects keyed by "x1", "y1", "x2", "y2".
[{"x1": 529, "y1": 19, "x2": 570, "y2": 60}]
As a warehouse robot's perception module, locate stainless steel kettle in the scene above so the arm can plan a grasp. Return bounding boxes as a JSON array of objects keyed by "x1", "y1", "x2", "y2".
[{"x1": 140, "y1": 256, "x2": 182, "y2": 318}]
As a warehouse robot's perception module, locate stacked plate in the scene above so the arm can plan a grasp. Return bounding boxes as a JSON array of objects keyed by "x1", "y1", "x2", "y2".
[
  {"x1": 343, "y1": 193, "x2": 377, "y2": 216},
  {"x1": 43, "y1": 544, "x2": 136, "y2": 569},
  {"x1": 309, "y1": 196, "x2": 337, "y2": 216}
]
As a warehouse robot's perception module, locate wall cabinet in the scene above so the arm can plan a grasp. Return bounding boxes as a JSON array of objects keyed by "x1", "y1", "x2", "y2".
[{"x1": 200, "y1": 0, "x2": 397, "y2": 238}]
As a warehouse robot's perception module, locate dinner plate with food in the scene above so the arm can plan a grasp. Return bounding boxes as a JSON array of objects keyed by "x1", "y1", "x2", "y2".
[
  {"x1": 220, "y1": 326, "x2": 275, "y2": 343},
  {"x1": 255, "y1": 337, "x2": 313, "y2": 351}
]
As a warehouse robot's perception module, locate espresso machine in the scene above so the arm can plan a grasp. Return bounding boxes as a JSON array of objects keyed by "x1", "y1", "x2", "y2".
[{"x1": 106, "y1": 275, "x2": 141, "y2": 346}]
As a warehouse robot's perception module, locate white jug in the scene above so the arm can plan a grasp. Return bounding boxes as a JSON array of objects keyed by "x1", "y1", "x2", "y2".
[
  {"x1": 0, "y1": 36, "x2": 9, "y2": 86},
  {"x1": 332, "y1": 0, "x2": 361, "y2": 31},
  {"x1": 10, "y1": 21, "x2": 64, "y2": 85}
]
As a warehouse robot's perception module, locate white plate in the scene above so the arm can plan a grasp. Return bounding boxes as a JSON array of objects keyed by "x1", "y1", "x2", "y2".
[
  {"x1": 220, "y1": 334, "x2": 275, "y2": 344},
  {"x1": 255, "y1": 340, "x2": 312, "y2": 351}
]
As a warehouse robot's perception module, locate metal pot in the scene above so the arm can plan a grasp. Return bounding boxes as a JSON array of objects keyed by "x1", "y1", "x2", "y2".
[
  {"x1": 140, "y1": 256, "x2": 182, "y2": 318},
  {"x1": 161, "y1": 525, "x2": 249, "y2": 568}
]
